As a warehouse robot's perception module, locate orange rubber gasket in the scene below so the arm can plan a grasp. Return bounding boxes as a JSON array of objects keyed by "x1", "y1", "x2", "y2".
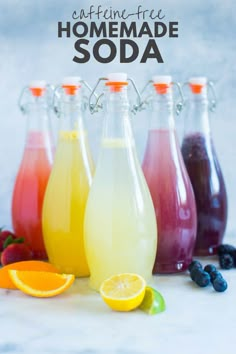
[
  {"x1": 189, "y1": 83, "x2": 204, "y2": 94},
  {"x1": 62, "y1": 85, "x2": 81, "y2": 95},
  {"x1": 105, "y1": 81, "x2": 128, "y2": 92},
  {"x1": 153, "y1": 83, "x2": 170, "y2": 95},
  {"x1": 30, "y1": 87, "x2": 45, "y2": 97}
]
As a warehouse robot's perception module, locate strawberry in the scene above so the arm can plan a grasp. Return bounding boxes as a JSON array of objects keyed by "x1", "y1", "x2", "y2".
[
  {"x1": 0, "y1": 229, "x2": 17, "y2": 252},
  {"x1": 1, "y1": 243, "x2": 33, "y2": 266}
]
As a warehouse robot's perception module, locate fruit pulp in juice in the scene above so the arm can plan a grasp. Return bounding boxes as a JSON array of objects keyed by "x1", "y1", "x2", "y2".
[
  {"x1": 84, "y1": 138, "x2": 157, "y2": 291},
  {"x1": 42, "y1": 130, "x2": 94, "y2": 276},
  {"x1": 142, "y1": 129, "x2": 197, "y2": 273},
  {"x1": 181, "y1": 133, "x2": 227, "y2": 255},
  {"x1": 12, "y1": 131, "x2": 53, "y2": 259}
]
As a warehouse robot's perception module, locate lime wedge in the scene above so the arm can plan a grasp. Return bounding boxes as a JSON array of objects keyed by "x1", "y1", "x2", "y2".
[{"x1": 139, "y1": 286, "x2": 166, "y2": 315}]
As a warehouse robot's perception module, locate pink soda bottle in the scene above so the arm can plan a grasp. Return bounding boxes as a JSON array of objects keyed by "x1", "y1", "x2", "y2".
[
  {"x1": 142, "y1": 75, "x2": 197, "y2": 273},
  {"x1": 181, "y1": 77, "x2": 227, "y2": 256},
  {"x1": 12, "y1": 81, "x2": 54, "y2": 259}
]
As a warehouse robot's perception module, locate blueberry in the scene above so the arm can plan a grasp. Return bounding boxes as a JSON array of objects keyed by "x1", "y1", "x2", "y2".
[
  {"x1": 231, "y1": 250, "x2": 236, "y2": 266},
  {"x1": 188, "y1": 260, "x2": 202, "y2": 272},
  {"x1": 195, "y1": 271, "x2": 211, "y2": 287},
  {"x1": 209, "y1": 270, "x2": 223, "y2": 282},
  {"x1": 204, "y1": 264, "x2": 217, "y2": 274},
  {"x1": 219, "y1": 254, "x2": 234, "y2": 270},
  {"x1": 218, "y1": 244, "x2": 236, "y2": 256},
  {"x1": 213, "y1": 278, "x2": 228, "y2": 292},
  {"x1": 190, "y1": 268, "x2": 203, "y2": 281}
]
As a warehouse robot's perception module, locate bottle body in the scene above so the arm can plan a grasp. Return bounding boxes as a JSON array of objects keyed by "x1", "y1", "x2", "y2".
[
  {"x1": 12, "y1": 131, "x2": 53, "y2": 259},
  {"x1": 181, "y1": 132, "x2": 227, "y2": 255},
  {"x1": 43, "y1": 130, "x2": 93, "y2": 275},
  {"x1": 84, "y1": 138, "x2": 157, "y2": 290},
  {"x1": 143, "y1": 130, "x2": 196, "y2": 273},
  {"x1": 181, "y1": 78, "x2": 227, "y2": 256}
]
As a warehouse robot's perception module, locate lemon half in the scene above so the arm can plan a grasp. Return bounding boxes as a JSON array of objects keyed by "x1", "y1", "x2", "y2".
[{"x1": 100, "y1": 273, "x2": 146, "y2": 312}]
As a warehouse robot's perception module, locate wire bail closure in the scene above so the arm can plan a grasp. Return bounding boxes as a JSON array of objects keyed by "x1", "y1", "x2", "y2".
[
  {"x1": 174, "y1": 82, "x2": 185, "y2": 115},
  {"x1": 18, "y1": 84, "x2": 54, "y2": 114},
  {"x1": 88, "y1": 77, "x2": 142, "y2": 115},
  {"x1": 140, "y1": 80, "x2": 184, "y2": 115},
  {"x1": 207, "y1": 81, "x2": 217, "y2": 112}
]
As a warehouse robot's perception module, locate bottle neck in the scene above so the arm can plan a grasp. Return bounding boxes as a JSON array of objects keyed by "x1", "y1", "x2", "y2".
[
  {"x1": 150, "y1": 92, "x2": 175, "y2": 131},
  {"x1": 59, "y1": 93, "x2": 85, "y2": 133},
  {"x1": 102, "y1": 89, "x2": 134, "y2": 145},
  {"x1": 26, "y1": 97, "x2": 50, "y2": 132},
  {"x1": 24, "y1": 96, "x2": 54, "y2": 151},
  {"x1": 184, "y1": 93, "x2": 210, "y2": 136}
]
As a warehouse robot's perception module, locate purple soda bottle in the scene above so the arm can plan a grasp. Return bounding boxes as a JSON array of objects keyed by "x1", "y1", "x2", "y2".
[
  {"x1": 181, "y1": 77, "x2": 227, "y2": 256},
  {"x1": 142, "y1": 76, "x2": 197, "y2": 273}
]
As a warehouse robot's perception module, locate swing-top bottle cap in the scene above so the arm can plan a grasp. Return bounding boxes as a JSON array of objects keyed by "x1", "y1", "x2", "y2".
[
  {"x1": 29, "y1": 80, "x2": 47, "y2": 97},
  {"x1": 62, "y1": 76, "x2": 81, "y2": 95},
  {"x1": 152, "y1": 75, "x2": 172, "y2": 94},
  {"x1": 189, "y1": 77, "x2": 207, "y2": 94},
  {"x1": 107, "y1": 73, "x2": 127, "y2": 83},
  {"x1": 106, "y1": 73, "x2": 128, "y2": 92},
  {"x1": 152, "y1": 75, "x2": 172, "y2": 84},
  {"x1": 62, "y1": 76, "x2": 81, "y2": 86}
]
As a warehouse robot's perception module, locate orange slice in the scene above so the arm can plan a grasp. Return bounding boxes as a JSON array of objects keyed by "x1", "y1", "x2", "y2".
[
  {"x1": 8, "y1": 270, "x2": 75, "y2": 298},
  {"x1": 0, "y1": 261, "x2": 60, "y2": 289}
]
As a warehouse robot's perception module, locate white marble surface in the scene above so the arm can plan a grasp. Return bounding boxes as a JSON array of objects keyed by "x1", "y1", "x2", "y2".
[{"x1": 1, "y1": 242, "x2": 236, "y2": 354}]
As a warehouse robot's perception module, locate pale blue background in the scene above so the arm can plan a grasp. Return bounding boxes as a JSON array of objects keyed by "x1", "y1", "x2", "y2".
[{"x1": 0, "y1": 0, "x2": 235, "y2": 236}]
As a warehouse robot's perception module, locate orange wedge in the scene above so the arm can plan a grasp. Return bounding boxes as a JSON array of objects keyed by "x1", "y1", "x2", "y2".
[
  {"x1": 8, "y1": 270, "x2": 75, "y2": 298},
  {"x1": 0, "y1": 261, "x2": 60, "y2": 289}
]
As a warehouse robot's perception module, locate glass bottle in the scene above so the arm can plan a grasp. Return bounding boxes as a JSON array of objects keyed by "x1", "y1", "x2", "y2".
[
  {"x1": 12, "y1": 81, "x2": 54, "y2": 259},
  {"x1": 42, "y1": 77, "x2": 94, "y2": 276},
  {"x1": 84, "y1": 73, "x2": 157, "y2": 290},
  {"x1": 142, "y1": 75, "x2": 197, "y2": 273},
  {"x1": 181, "y1": 77, "x2": 227, "y2": 256}
]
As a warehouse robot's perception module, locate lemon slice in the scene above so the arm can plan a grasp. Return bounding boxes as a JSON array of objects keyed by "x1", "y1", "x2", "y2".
[
  {"x1": 8, "y1": 270, "x2": 75, "y2": 298},
  {"x1": 100, "y1": 273, "x2": 146, "y2": 312},
  {"x1": 139, "y1": 286, "x2": 166, "y2": 314}
]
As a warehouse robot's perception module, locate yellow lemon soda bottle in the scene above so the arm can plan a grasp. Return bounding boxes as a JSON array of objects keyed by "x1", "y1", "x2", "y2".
[
  {"x1": 42, "y1": 77, "x2": 94, "y2": 276},
  {"x1": 84, "y1": 73, "x2": 157, "y2": 290}
]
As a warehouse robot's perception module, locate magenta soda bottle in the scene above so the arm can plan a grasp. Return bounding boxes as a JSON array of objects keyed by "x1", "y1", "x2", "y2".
[
  {"x1": 142, "y1": 75, "x2": 197, "y2": 273},
  {"x1": 181, "y1": 77, "x2": 227, "y2": 256}
]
